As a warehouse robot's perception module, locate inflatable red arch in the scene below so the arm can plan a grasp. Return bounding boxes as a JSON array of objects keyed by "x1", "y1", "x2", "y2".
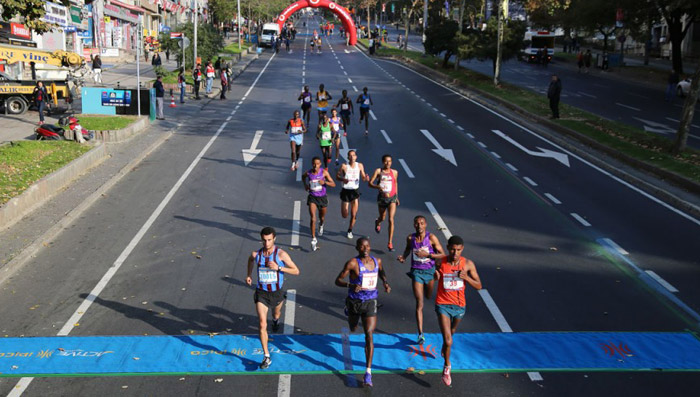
[{"x1": 276, "y1": 0, "x2": 357, "y2": 46}]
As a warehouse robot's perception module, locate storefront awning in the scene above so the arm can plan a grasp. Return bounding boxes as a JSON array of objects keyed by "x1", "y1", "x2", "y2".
[{"x1": 108, "y1": 0, "x2": 147, "y2": 14}]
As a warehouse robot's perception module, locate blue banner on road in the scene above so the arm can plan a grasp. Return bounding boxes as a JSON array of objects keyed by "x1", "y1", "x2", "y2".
[{"x1": 0, "y1": 332, "x2": 699, "y2": 377}]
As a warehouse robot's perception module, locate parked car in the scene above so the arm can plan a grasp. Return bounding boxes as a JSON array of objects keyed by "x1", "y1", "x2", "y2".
[{"x1": 677, "y1": 78, "x2": 692, "y2": 97}]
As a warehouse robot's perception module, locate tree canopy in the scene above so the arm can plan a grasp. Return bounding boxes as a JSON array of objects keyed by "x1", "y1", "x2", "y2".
[{"x1": 1, "y1": 0, "x2": 71, "y2": 34}]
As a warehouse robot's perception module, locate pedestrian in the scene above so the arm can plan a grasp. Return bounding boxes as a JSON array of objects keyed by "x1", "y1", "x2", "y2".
[
  {"x1": 192, "y1": 63, "x2": 202, "y2": 100},
  {"x1": 165, "y1": 48, "x2": 170, "y2": 61},
  {"x1": 302, "y1": 156, "x2": 336, "y2": 252},
  {"x1": 369, "y1": 37, "x2": 375, "y2": 55},
  {"x1": 434, "y1": 235, "x2": 482, "y2": 386},
  {"x1": 584, "y1": 49, "x2": 592, "y2": 73},
  {"x1": 285, "y1": 36, "x2": 290, "y2": 53},
  {"x1": 547, "y1": 74, "x2": 562, "y2": 119},
  {"x1": 542, "y1": 46, "x2": 549, "y2": 67},
  {"x1": 226, "y1": 64, "x2": 233, "y2": 92},
  {"x1": 368, "y1": 154, "x2": 399, "y2": 252},
  {"x1": 91, "y1": 54, "x2": 102, "y2": 84},
  {"x1": 153, "y1": 76, "x2": 165, "y2": 120},
  {"x1": 666, "y1": 69, "x2": 679, "y2": 102},
  {"x1": 335, "y1": 237, "x2": 391, "y2": 388},
  {"x1": 205, "y1": 61, "x2": 215, "y2": 94},
  {"x1": 177, "y1": 68, "x2": 186, "y2": 104},
  {"x1": 214, "y1": 57, "x2": 221, "y2": 74},
  {"x1": 144, "y1": 43, "x2": 149, "y2": 62},
  {"x1": 601, "y1": 52, "x2": 609, "y2": 71},
  {"x1": 246, "y1": 227, "x2": 300, "y2": 370},
  {"x1": 32, "y1": 81, "x2": 49, "y2": 125},
  {"x1": 576, "y1": 50, "x2": 584, "y2": 73},
  {"x1": 219, "y1": 67, "x2": 228, "y2": 100},
  {"x1": 151, "y1": 52, "x2": 162, "y2": 67}
]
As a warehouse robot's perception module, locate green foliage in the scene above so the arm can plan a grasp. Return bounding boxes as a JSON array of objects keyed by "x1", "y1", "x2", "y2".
[
  {"x1": 1, "y1": 0, "x2": 70, "y2": 34},
  {"x1": 456, "y1": 19, "x2": 527, "y2": 70},
  {"x1": 209, "y1": 0, "x2": 238, "y2": 25},
  {"x1": 178, "y1": 22, "x2": 224, "y2": 70},
  {"x1": 153, "y1": 65, "x2": 167, "y2": 78},
  {"x1": 424, "y1": 19, "x2": 459, "y2": 66}
]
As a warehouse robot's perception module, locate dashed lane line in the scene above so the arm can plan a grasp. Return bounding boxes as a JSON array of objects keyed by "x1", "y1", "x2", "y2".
[
  {"x1": 399, "y1": 159, "x2": 415, "y2": 178},
  {"x1": 544, "y1": 193, "x2": 561, "y2": 204},
  {"x1": 571, "y1": 213, "x2": 591, "y2": 227}
]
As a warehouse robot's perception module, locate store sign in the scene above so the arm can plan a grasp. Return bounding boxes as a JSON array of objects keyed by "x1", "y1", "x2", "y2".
[
  {"x1": 42, "y1": 1, "x2": 69, "y2": 27},
  {"x1": 103, "y1": 3, "x2": 139, "y2": 24},
  {"x1": 70, "y1": 6, "x2": 90, "y2": 31},
  {"x1": 10, "y1": 23, "x2": 31, "y2": 39}
]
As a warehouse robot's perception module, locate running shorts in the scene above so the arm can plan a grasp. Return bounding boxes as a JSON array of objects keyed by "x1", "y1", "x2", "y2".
[
  {"x1": 307, "y1": 194, "x2": 328, "y2": 208},
  {"x1": 289, "y1": 133, "x2": 303, "y2": 145},
  {"x1": 255, "y1": 288, "x2": 287, "y2": 308},
  {"x1": 435, "y1": 304, "x2": 466, "y2": 320},
  {"x1": 408, "y1": 267, "x2": 435, "y2": 284},
  {"x1": 346, "y1": 297, "x2": 378, "y2": 317},
  {"x1": 340, "y1": 188, "x2": 360, "y2": 202},
  {"x1": 377, "y1": 194, "x2": 398, "y2": 208}
]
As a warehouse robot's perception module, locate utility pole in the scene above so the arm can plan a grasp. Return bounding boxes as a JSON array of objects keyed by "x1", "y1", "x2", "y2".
[
  {"x1": 422, "y1": 0, "x2": 428, "y2": 45},
  {"x1": 194, "y1": 0, "x2": 198, "y2": 66},
  {"x1": 494, "y1": 0, "x2": 507, "y2": 86},
  {"x1": 237, "y1": 0, "x2": 242, "y2": 51},
  {"x1": 137, "y1": 14, "x2": 141, "y2": 117}
]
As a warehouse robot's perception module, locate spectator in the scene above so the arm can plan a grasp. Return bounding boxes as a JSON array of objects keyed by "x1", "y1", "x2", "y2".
[
  {"x1": 547, "y1": 75, "x2": 562, "y2": 119},
  {"x1": 576, "y1": 50, "x2": 584, "y2": 73},
  {"x1": 32, "y1": 81, "x2": 49, "y2": 125},
  {"x1": 226, "y1": 63, "x2": 233, "y2": 92},
  {"x1": 192, "y1": 63, "x2": 202, "y2": 100},
  {"x1": 151, "y1": 52, "x2": 162, "y2": 67},
  {"x1": 601, "y1": 52, "x2": 609, "y2": 71},
  {"x1": 177, "y1": 68, "x2": 186, "y2": 104},
  {"x1": 165, "y1": 48, "x2": 170, "y2": 61},
  {"x1": 91, "y1": 54, "x2": 102, "y2": 84},
  {"x1": 220, "y1": 67, "x2": 228, "y2": 100},
  {"x1": 214, "y1": 57, "x2": 221, "y2": 74},
  {"x1": 153, "y1": 76, "x2": 165, "y2": 120},
  {"x1": 205, "y1": 61, "x2": 215, "y2": 94},
  {"x1": 584, "y1": 49, "x2": 592, "y2": 73},
  {"x1": 666, "y1": 69, "x2": 679, "y2": 102}
]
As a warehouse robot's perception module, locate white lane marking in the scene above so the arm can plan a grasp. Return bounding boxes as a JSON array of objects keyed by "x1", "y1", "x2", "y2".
[
  {"x1": 615, "y1": 102, "x2": 641, "y2": 111},
  {"x1": 380, "y1": 129, "x2": 392, "y2": 144},
  {"x1": 352, "y1": 86, "x2": 358, "y2": 92},
  {"x1": 369, "y1": 110, "x2": 377, "y2": 120},
  {"x1": 490, "y1": 151, "x2": 501, "y2": 159},
  {"x1": 292, "y1": 201, "x2": 301, "y2": 246},
  {"x1": 343, "y1": 71, "x2": 348, "y2": 75},
  {"x1": 278, "y1": 375, "x2": 291, "y2": 397},
  {"x1": 544, "y1": 193, "x2": 561, "y2": 204},
  {"x1": 226, "y1": 116, "x2": 232, "y2": 121},
  {"x1": 644, "y1": 270, "x2": 679, "y2": 293},
  {"x1": 302, "y1": 78, "x2": 305, "y2": 84},
  {"x1": 302, "y1": 65, "x2": 305, "y2": 70},
  {"x1": 295, "y1": 158, "x2": 304, "y2": 182},
  {"x1": 467, "y1": 133, "x2": 474, "y2": 139},
  {"x1": 571, "y1": 213, "x2": 591, "y2": 227},
  {"x1": 302, "y1": 71, "x2": 305, "y2": 76},
  {"x1": 477, "y1": 141, "x2": 487, "y2": 148},
  {"x1": 629, "y1": 92, "x2": 649, "y2": 100},
  {"x1": 425, "y1": 202, "x2": 452, "y2": 239},
  {"x1": 398, "y1": 159, "x2": 415, "y2": 178},
  {"x1": 235, "y1": 105, "x2": 240, "y2": 110},
  {"x1": 337, "y1": 60, "x2": 341, "y2": 64},
  {"x1": 238, "y1": 101, "x2": 243, "y2": 105},
  {"x1": 600, "y1": 238, "x2": 628, "y2": 255},
  {"x1": 440, "y1": 113, "x2": 446, "y2": 117},
  {"x1": 506, "y1": 163, "x2": 518, "y2": 172},
  {"x1": 577, "y1": 91, "x2": 597, "y2": 98},
  {"x1": 347, "y1": 78, "x2": 353, "y2": 83},
  {"x1": 420, "y1": 98, "x2": 426, "y2": 102},
  {"x1": 665, "y1": 117, "x2": 679, "y2": 122},
  {"x1": 457, "y1": 125, "x2": 464, "y2": 131},
  {"x1": 425, "y1": 102, "x2": 432, "y2": 107},
  {"x1": 523, "y1": 177, "x2": 537, "y2": 186},
  {"x1": 448, "y1": 119, "x2": 455, "y2": 124},
  {"x1": 278, "y1": 289, "x2": 296, "y2": 397},
  {"x1": 432, "y1": 107, "x2": 438, "y2": 112}
]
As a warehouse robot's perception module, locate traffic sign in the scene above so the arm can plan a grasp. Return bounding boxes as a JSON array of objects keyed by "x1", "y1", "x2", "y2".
[
  {"x1": 170, "y1": 32, "x2": 182, "y2": 38},
  {"x1": 177, "y1": 37, "x2": 190, "y2": 49}
]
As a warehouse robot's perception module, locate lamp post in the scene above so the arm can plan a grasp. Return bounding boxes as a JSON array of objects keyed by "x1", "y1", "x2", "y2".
[{"x1": 237, "y1": 0, "x2": 242, "y2": 51}]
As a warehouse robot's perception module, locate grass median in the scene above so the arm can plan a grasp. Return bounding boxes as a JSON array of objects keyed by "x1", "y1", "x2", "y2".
[
  {"x1": 362, "y1": 40, "x2": 700, "y2": 184},
  {"x1": 77, "y1": 115, "x2": 138, "y2": 131}
]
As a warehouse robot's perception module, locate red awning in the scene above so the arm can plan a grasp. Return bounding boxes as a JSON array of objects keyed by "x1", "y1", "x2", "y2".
[{"x1": 108, "y1": 0, "x2": 147, "y2": 14}]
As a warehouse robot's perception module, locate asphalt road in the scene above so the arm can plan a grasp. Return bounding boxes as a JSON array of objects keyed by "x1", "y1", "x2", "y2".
[{"x1": 1, "y1": 16, "x2": 699, "y2": 396}]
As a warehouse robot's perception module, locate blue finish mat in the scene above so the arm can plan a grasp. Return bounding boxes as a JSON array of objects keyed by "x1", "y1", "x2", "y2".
[{"x1": 1, "y1": 332, "x2": 699, "y2": 377}]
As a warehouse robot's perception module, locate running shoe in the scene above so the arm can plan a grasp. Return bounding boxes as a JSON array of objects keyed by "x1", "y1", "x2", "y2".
[
  {"x1": 343, "y1": 132, "x2": 347, "y2": 137},
  {"x1": 365, "y1": 130, "x2": 369, "y2": 136},
  {"x1": 318, "y1": 224, "x2": 324, "y2": 236},
  {"x1": 291, "y1": 162, "x2": 296, "y2": 171},
  {"x1": 374, "y1": 219, "x2": 381, "y2": 233},
  {"x1": 442, "y1": 366, "x2": 451, "y2": 386},
  {"x1": 347, "y1": 230, "x2": 353, "y2": 239},
  {"x1": 311, "y1": 238, "x2": 318, "y2": 251},
  {"x1": 335, "y1": 159, "x2": 339, "y2": 165},
  {"x1": 417, "y1": 334, "x2": 425, "y2": 345},
  {"x1": 363, "y1": 372, "x2": 373, "y2": 387},
  {"x1": 260, "y1": 356, "x2": 272, "y2": 369},
  {"x1": 387, "y1": 243, "x2": 394, "y2": 252}
]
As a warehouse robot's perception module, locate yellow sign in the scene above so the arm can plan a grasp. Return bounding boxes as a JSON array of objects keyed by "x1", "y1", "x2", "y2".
[{"x1": 104, "y1": 17, "x2": 111, "y2": 23}]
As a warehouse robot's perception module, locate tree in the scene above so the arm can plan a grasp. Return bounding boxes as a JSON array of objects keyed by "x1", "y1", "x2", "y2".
[
  {"x1": 424, "y1": 1, "x2": 459, "y2": 67},
  {"x1": 458, "y1": 18, "x2": 526, "y2": 74},
  {"x1": 654, "y1": 0, "x2": 699, "y2": 74},
  {"x1": 208, "y1": 0, "x2": 238, "y2": 26},
  {"x1": 671, "y1": 62, "x2": 700, "y2": 154},
  {"x1": 179, "y1": 22, "x2": 224, "y2": 70},
  {"x1": 0, "y1": 0, "x2": 71, "y2": 34},
  {"x1": 402, "y1": 0, "x2": 423, "y2": 53}
]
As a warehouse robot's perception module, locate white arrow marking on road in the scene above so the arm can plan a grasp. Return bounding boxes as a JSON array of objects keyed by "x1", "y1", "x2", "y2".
[
  {"x1": 242, "y1": 130, "x2": 264, "y2": 166},
  {"x1": 492, "y1": 129, "x2": 570, "y2": 167},
  {"x1": 420, "y1": 129, "x2": 457, "y2": 166},
  {"x1": 633, "y1": 117, "x2": 675, "y2": 135},
  {"x1": 339, "y1": 135, "x2": 355, "y2": 162}
]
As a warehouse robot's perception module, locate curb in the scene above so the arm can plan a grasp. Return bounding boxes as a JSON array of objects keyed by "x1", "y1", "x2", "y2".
[
  {"x1": 65, "y1": 116, "x2": 150, "y2": 143},
  {"x1": 359, "y1": 43, "x2": 700, "y2": 217}
]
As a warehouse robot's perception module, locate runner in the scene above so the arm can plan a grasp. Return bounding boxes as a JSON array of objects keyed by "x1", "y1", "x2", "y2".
[
  {"x1": 336, "y1": 150, "x2": 369, "y2": 239},
  {"x1": 317, "y1": 113, "x2": 335, "y2": 165},
  {"x1": 335, "y1": 89, "x2": 354, "y2": 137},
  {"x1": 335, "y1": 237, "x2": 391, "y2": 387},
  {"x1": 317, "y1": 36, "x2": 322, "y2": 54},
  {"x1": 298, "y1": 85, "x2": 313, "y2": 126},
  {"x1": 368, "y1": 154, "x2": 399, "y2": 251},
  {"x1": 246, "y1": 227, "x2": 301, "y2": 370},
  {"x1": 397, "y1": 215, "x2": 445, "y2": 344},
  {"x1": 356, "y1": 87, "x2": 373, "y2": 135},
  {"x1": 329, "y1": 108, "x2": 343, "y2": 165},
  {"x1": 316, "y1": 84, "x2": 332, "y2": 122},
  {"x1": 285, "y1": 110, "x2": 307, "y2": 171},
  {"x1": 302, "y1": 156, "x2": 336, "y2": 251},
  {"x1": 434, "y1": 235, "x2": 482, "y2": 386},
  {"x1": 310, "y1": 36, "x2": 316, "y2": 53}
]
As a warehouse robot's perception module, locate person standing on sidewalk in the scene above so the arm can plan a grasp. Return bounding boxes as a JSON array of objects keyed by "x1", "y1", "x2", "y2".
[
  {"x1": 151, "y1": 52, "x2": 162, "y2": 67},
  {"x1": 91, "y1": 55, "x2": 102, "y2": 84},
  {"x1": 576, "y1": 50, "x2": 584, "y2": 73},
  {"x1": 665, "y1": 69, "x2": 679, "y2": 102},
  {"x1": 226, "y1": 63, "x2": 233, "y2": 92},
  {"x1": 153, "y1": 76, "x2": 165, "y2": 120},
  {"x1": 220, "y1": 67, "x2": 228, "y2": 100},
  {"x1": 205, "y1": 61, "x2": 215, "y2": 94},
  {"x1": 547, "y1": 74, "x2": 562, "y2": 119},
  {"x1": 165, "y1": 48, "x2": 170, "y2": 61},
  {"x1": 584, "y1": 49, "x2": 592, "y2": 73},
  {"x1": 192, "y1": 63, "x2": 202, "y2": 100},
  {"x1": 177, "y1": 69, "x2": 186, "y2": 104},
  {"x1": 32, "y1": 81, "x2": 49, "y2": 125}
]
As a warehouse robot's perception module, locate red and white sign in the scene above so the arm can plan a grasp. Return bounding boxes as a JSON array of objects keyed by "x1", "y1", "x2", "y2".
[
  {"x1": 170, "y1": 32, "x2": 182, "y2": 38},
  {"x1": 10, "y1": 23, "x2": 31, "y2": 39}
]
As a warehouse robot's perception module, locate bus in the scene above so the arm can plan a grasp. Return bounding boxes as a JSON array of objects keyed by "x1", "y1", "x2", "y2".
[{"x1": 523, "y1": 30, "x2": 556, "y2": 63}]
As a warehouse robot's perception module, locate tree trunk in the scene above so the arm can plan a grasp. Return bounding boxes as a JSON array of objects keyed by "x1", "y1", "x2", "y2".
[
  {"x1": 671, "y1": 61, "x2": 700, "y2": 155},
  {"x1": 367, "y1": 5, "x2": 371, "y2": 36},
  {"x1": 494, "y1": 2, "x2": 504, "y2": 86},
  {"x1": 458, "y1": 0, "x2": 466, "y2": 32},
  {"x1": 669, "y1": 17, "x2": 684, "y2": 74}
]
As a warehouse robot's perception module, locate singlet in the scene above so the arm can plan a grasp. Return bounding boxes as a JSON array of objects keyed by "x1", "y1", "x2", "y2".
[
  {"x1": 319, "y1": 122, "x2": 332, "y2": 146},
  {"x1": 300, "y1": 91, "x2": 312, "y2": 107},
  {"x1": 435, "y1": 257, "x2": 467, "y2": 307},
  {"x1": 342, "y1": 163, "x2": 360, "y2": 190},
  {"x1": 330, "y1": 116, "x2": 341, "y2": 133},
  {"x1": 348, "y1": 256, "x2": 379, "y2": 301},
  {"x1": 360, "y1": 93, "x2": 371, "y2": 108},
  {"x1": 338, "y1": 97, "x2": 352, "y2": 113},
  {"x1": 307, "y1": 167, "x2": 326, "y2": 197},
  {"x1": 256, "y1": 247, "x2": 285, "y2": 292},
  {"x1": 378, "y1": 169, "x2": 397, "y2": 197},
  {"x1": 410, "y1": 232, "x2": 435, "y2": 270},
  {"x1": 288, "y1": 118, "x2": 303, "y2": 134},
  {"x1": 317, "y1": 91, "x2": 329, "y2": 108}
]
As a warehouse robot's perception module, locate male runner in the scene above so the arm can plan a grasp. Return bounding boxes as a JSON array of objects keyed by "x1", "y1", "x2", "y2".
[
  {"x1": 316, "y1": 84, "x2": 332, "y2": 122},
  {"x1": 317, "y1": 113, "x2": 336, "y2": 165},
  {"x1": 434, "y1": 235, "x2": 482, "y2": 386},
  {"x1": 302, "y1": 156, "x2": 336, "y2": 251},
  {"x1": 335, "y1": 237, "x2": 391, "y2": 387},
  {"x1": 285, "y1": 110, "x2": 307, "y2": 171},
  {"x1": 316, "y1": 36, "x2": 323, "y2": 54},
  {"x1": 329, "y1": 108, "x2": 343, "y2": 165},
  {"x1": 246, "y1": 227, "x2": 301, "y2": 369},
  {"x1": 335, "y1": 90, "x2": 354, "y2": 137},
  {"x1": 336, "y1": 150, "x2": 368, "y2": 239},
  {"x1": 356, "y1": 87, "x2": 373, "y2": 135},
  {"x1": 397, "y1": 216, "x2": 445, "y2": 344},
  {"x1": 368, "y1": 154, "x2": 399, "y2": 251},
  {"x1": 298, "y1": 86, "x2": 313, "y2": 126}
]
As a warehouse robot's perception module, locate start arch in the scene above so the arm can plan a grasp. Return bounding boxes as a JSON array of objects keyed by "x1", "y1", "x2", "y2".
[{"x1": 276, "y1": 0, "x2": 357, "y2": 46}]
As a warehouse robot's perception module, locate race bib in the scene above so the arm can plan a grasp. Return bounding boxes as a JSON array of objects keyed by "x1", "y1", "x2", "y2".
[
  {"x1": 319, "y1": 94, "x2": 326, "y2": 100},
  {"x1": 442, "y1": 272, "x2": 464, "y2": 291},
  {"x1": 341, "y1": 104, "x2": 349, "y2": 110},
  {"x1": 361, "y1": 273, "x2": 378, "y2": 290},
  {"x1": 363, "y1": 98, "x2": 370, "y2": 105},
  {"x1": 321, "y1": 130, "x2": 331, "y2": 141},
  {"x1": 304, "y1": 96, "x2": 311, "y2": 103},
  {"x1": 412, "y1": 247, "x2": 430, "y2": 263},
  {"x1": 291, "y1": 126, "x2": 302, "y2": 134},
  {"x1": 331, "y1": 123, "x2": 340, "y2": 132},
  {"x1": 310, "y1": 179, "x2": 323, "y2": 192},
  {"x1": 379, "y1": 177, "x2": 392, "y2": 194},
  {"x1": 258, "y1": 268, "x2": 278, "y2": 284}
]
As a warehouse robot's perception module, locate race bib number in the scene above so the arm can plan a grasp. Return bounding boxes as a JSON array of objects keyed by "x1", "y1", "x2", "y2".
[
  {"x1": 319, "y1": 94, "x2": 326, "y2": 100},
  {"x1": 258, "y1": 268, "x2": 278, "y2": 284},
  {"x1": 379, "y1": 177, "x2": 392, "y2": 194},
  {"x1": 363, "y1": 98, "x2": 370, "y2": 105},
  {"x1": 341, "y1": 104, "x2": 349, "y2": 110},
  {"x1": 442, "y1": 272, "x2": 464, "y2": 291},
  {"x1": 291, "y1": 126, "x2": 302, "y2": 134},
  {"x1": 331, "y1": 123, "x2": 340, "y2": 132},
  {"x1": 361, "y1": 273, "x2": 378, "y2": 290},
  {"x1": 304, "y1": 96, "x2": 311, "y2": 103},
  {"x1": 310, "y1": 180, "x2": 323, "y2": 192},
  {"x1": 321, "y1": 130, "x2": 331, "y2": 141},
  {"x1": 412, "y1": 247, "x2": 430, "y2": 263}
]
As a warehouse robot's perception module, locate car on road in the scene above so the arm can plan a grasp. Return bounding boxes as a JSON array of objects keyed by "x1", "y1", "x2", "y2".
[{"x1": 677, "y1": 78, "x2": 692, "y2": 97}]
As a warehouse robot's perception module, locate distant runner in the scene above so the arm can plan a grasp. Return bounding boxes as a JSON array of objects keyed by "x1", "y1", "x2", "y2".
[
  {"x1": 246, "y1": 227, "x2": 300, "y2": 370},
  {"x1": 368, "y1": 154, "x2": 399, "y2": 251},
  {"x1": 316, "y1": 84, "x2": 332, "y2": 122},
  {"x1": 329, "y1": 108, "x2": 343, "y2": 165},
  {"x1": 298, "y1": 85, "x2": 313, "y2": 126},
  {"x1": 336, "y1": 150, "x2": 369, "y2": 239},
  {"x1": 285, "y1": 110, "x2": 307, "y2": 171},
  {"x1": 356, "y1": 87, "x2": 373, "y2": 135},
  {"x1": 335, "y1": 89, "x2": 354, "y2": 137},
  {"x1": 317, "y1": 113, "x2": 336, "y2": 165},
  {"x1": 302, "y1": 157, "x2": 336, "y2": 251}
]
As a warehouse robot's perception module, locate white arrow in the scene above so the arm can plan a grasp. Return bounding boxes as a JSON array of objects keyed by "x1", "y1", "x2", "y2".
[
  {"x1": 633, "y1": 117, "x2": 675, "y2": 135},
  {"x1": 338, "y1": 135, "x2": 355, "y2": 163},
  {"x1": 492, "y1": 129, "x2": 570, "y2": 167},
  {"x1": 242, "y1": 130, "x2": 264, "y2": 166},
  {"x1": 420, "y1": 129, "x2": 457, "y2": 166}
]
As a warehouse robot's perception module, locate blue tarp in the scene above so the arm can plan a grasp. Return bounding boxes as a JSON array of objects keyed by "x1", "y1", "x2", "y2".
[{"x1": 1, "y1": 332, "x2": 699, "y2": 377}]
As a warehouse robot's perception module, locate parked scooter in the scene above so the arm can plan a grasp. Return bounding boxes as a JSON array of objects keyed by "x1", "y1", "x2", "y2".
[{"x1": 59, "y1": 115, "x2": 94, "y2": 143}]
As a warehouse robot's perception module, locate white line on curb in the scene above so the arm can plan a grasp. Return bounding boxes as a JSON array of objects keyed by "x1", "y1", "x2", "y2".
[
  {"x1": 644, "y1": 270, "x2": 679, "y2": 293},
  {"x1": 600, "y1": 238, "x2": 628, "y2": 255}
]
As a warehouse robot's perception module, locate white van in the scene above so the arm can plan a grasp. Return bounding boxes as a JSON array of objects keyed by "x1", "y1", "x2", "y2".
[{"x1": 261, "y1": 23, "x2": 280, "y2": 47}]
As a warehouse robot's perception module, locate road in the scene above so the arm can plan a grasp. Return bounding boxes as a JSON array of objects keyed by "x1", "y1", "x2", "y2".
[{"x1": 1, "y1": 16, "x2": 699, "y2": 396}]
